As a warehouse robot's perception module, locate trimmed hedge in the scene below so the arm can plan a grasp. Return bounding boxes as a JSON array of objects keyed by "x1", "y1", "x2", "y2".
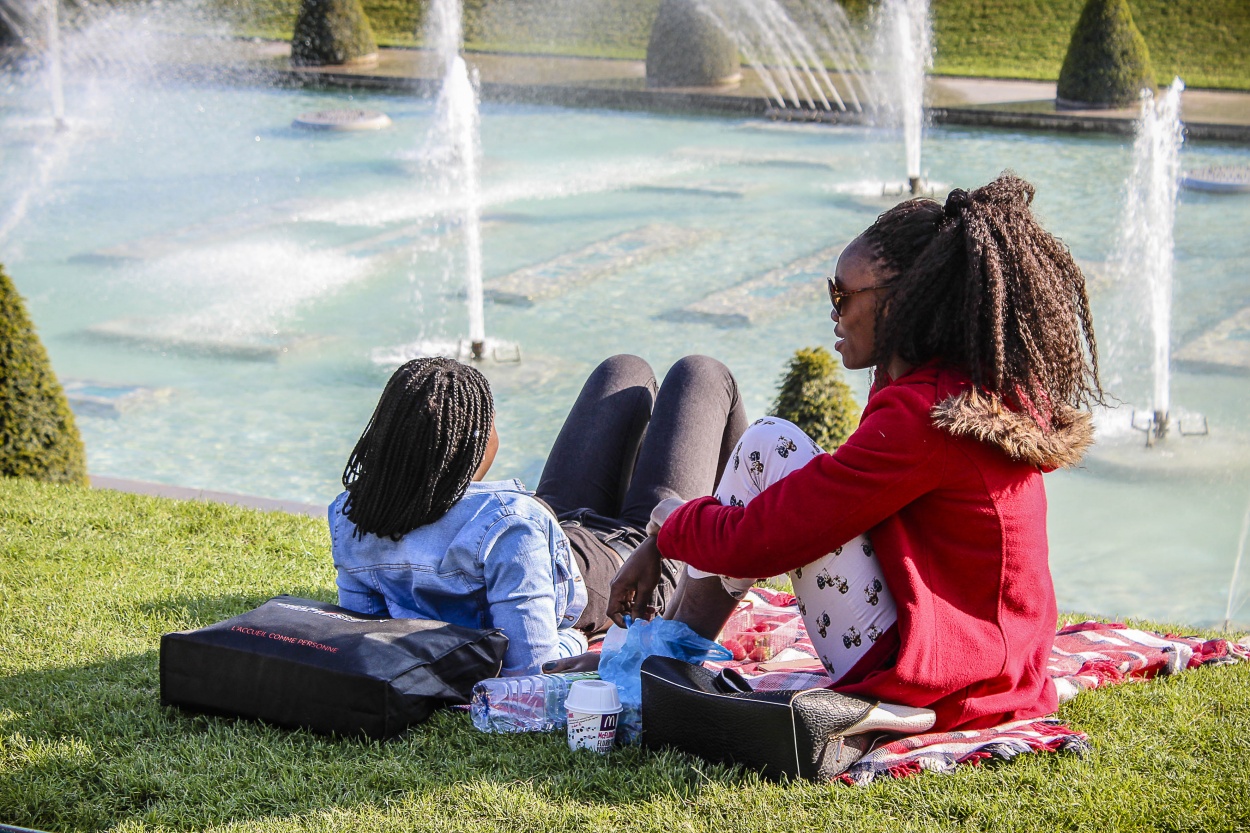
[
  {"x1": 0, "y1": 264, "x2": 87, "y2": 486},
  {"x1": 290, "y1": 0, "x2": 378, "y2": 67},
  {"x1": 1056, "y1": 0, "x2": 1154, "y2": 107},
  {"x1": 770, "y1": 346, "x2": 858, "y2": 452},
  {"x1": 646, "y1": 0, "x2": 740, "y2": 88}
]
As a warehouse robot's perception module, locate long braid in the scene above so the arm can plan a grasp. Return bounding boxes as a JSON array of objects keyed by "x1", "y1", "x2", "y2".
[
  {"x1": 342, "y1": 358, "x2": 494, "y2": 540},
  {"x1": 862, "y1": 172, "x2": 1103, "y2": 429}
]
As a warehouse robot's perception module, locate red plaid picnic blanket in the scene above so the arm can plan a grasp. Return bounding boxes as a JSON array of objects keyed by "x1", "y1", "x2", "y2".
[{"x1": 707, "y1": 589, "x2": 1249, "y2": 784}]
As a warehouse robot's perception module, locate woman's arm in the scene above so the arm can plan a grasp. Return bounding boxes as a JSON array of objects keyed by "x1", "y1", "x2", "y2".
[
  {"x1": 659, "y1": 382, "x2": 945, "y2": 578},
  {"x1": 482, "y1": 514, "x2": 586, "y2": 676}
]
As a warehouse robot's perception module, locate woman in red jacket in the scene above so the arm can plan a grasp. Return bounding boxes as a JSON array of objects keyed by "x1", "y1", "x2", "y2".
[{"x1": 576, "y1": 173, "x2": 1103, "y2": 732}]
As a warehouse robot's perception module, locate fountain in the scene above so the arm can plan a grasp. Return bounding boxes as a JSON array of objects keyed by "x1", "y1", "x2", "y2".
[
  {"x1": 371, "y1": 0, "x2": 506, "y2": 365},
  {"x1": 1086, "y1": 77, "x2": 1250, "y2": 484},
  {"x1": 1114, "y1": 78, "x2": 1189, "y2": 444},
  {"x1": 45, "y1": 0, "x2": 66, "y2": 130},
  {"x1": 688, "y1": 0, "x2": 871, "y2": 114},
  {"x1": 1225, "y1": 495, "x2": 1250, "y2": 631},
  {"x1": 871, "y1": 0, "x2": 932, "y2": 195},
  {"x1": 0, "y1": 2, "x2": 1248, "y2": 631}
]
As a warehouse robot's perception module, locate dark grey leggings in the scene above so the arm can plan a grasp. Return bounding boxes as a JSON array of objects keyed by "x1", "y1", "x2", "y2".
[
  {"x1": 536, "y1": 354, "x2": 748, "y2": 633},
  {"x1": 537, "y1": 354, "x2": 748, "y2": 529}
]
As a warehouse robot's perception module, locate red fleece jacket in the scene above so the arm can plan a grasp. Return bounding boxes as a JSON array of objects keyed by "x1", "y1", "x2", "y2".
[{"x1": 659, "y1": 362, "x2": 1059, "y2": 730}]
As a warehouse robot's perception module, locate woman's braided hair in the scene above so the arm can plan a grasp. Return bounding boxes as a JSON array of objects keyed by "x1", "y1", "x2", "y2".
[
  {"x1": 342, "y1": 357, "x2": 494, "y2": 540},
  {"x1": 861, "y1": 172, "x2": 1103, "y2": 424}
]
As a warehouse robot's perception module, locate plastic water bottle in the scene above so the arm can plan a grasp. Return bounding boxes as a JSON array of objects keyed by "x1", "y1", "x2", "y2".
[{"x1": 470, "y1": 672, "x2": 600, "y2": 733}]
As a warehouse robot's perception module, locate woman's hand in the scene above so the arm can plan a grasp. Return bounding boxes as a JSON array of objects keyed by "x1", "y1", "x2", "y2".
[
  {"x1": 607, "y1": 535, "x2": 665, "y2": 628},
  {"x1": 542, "y1": 652, "x2": 601, "y2": 674}
]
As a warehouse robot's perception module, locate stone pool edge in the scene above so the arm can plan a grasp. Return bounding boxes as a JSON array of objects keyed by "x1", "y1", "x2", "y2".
[
  {"x1": 172, "y1": 41, "x2": 1250, "y2": 144},
  {"x1": 91, "y1": 475, "x2": 324, "y2": 519}
]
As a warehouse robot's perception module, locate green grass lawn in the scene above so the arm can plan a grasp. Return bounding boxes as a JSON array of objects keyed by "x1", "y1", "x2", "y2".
[
  {"x1": 209, "y1": 0, "x2": 1250, "y2": 90},
  {"x1": 2, "y1": 477, "x2": 1249, "y2": 832}
]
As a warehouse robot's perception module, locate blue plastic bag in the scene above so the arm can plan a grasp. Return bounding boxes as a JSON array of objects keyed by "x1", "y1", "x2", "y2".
[{"x1": 599, "y1": 617, "x2": 731, "y2": 744}]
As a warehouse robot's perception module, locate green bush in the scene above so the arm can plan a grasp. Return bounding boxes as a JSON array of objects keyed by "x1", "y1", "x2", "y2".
[
  {"x1": 645, "y1": 0, "x2": 740, "y2": 88},
  {"x1": 1056, "y1": 0, "x2": 1154, "y2": 107},
  {"x1": 0, "y1": 264, "x2": 87, "y2": 486},
  {"x1": 770, "y1": 346, "x2": 858, "y2": 452},
  {"x1": 290, "y1": 0, "x2": 378, "y2": 66}
]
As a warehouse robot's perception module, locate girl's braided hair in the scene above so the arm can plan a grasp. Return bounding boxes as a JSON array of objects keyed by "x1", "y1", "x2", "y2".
[
  {"x1": 861, "y1": 172, "x2": 1103, "y2": 424},
  {"x1": 342, "y1": 357, "x2": 494, "y2": 540}
]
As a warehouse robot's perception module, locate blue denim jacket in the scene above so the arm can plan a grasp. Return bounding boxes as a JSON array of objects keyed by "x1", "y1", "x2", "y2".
[{"x1": 329, "y1": 480, "x2": 588, "y2": 676}]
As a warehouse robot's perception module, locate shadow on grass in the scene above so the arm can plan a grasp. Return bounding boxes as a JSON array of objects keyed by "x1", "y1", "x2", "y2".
[
  {"x1": 137, "y1": 588, "x2": 339, "y2": 628},
  {"x1": 2, "y1": 594, "x2": 749, "y2": 832}
]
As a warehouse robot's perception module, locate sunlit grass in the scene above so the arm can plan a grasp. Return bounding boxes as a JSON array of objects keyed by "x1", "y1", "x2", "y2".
[{"x1": 2, "y1": 477, "x2": 1248, "y2": 832}]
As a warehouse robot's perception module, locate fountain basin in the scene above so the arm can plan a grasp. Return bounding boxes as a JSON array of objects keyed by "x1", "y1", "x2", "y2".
[{"x1": 3, "y1": 80, "x2": 1249, "y2": 630}]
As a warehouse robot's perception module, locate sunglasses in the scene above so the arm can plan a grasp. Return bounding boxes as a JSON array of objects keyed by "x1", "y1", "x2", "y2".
[{"x1": 826, "y1": 276, "x2": 889, "y2": 315}]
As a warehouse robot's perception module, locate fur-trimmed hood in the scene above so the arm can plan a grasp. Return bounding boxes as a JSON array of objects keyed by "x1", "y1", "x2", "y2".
[{"x1": 930, "y1": 388, "x2": 1094, "y2": 470}]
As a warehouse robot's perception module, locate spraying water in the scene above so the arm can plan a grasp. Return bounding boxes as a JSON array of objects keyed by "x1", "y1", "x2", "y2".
[
  {"x1": 1225, "y1": 494, "x2": 1250, "y2": 631},
  {"x1": 872, "y1": 0, "x2": 931, "y2": 192},
  {"x1": 45, "y1": 0, "x2": 66, "y2": 128},
  {"x1": 424, "y1": 0, "x2": 486, "y2": 358},
  {"x1": 1113, "y1": 78, "x2": 1185, "y2": 422},
  {"x1": 691, "y1": 0, "x2": 871, "y2": 113}
]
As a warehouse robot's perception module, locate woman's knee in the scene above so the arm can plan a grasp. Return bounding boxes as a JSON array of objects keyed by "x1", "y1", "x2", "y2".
[
  {"x1": 579, "y1": 354, "x2": 657, "y2": 404},
  {"x1": 663, "y1": 354, "x2": 739, "y2": 400},
  {"x1": 595, "y1": 353, "x2": 655, "y2": 384},
  {"x1": 737, "y1": 418, "x2": 821, "y2": 460},
  {"x1": 725, "y1": 418, "x2": 822, "y2": 493}
]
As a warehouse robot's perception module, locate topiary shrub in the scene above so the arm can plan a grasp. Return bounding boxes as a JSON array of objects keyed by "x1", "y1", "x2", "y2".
[
  {"x1": 646, "y1": 0, "x2": 740, "y2": 88},
  {"x1": 770, "y1": 346, "x2": 858, "y2": 452},
  {"x1": 290, "y1": 0, "x2": 378, "y2": 68},
  {"x1": 0, "y1": 264, "x2": 87, "y2": 486},
  {"x1": 1056, "y1": 0, "x2": 1154, "y2": 109}
]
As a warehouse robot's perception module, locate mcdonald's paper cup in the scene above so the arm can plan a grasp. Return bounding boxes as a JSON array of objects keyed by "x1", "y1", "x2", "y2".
[{"x1": 565, "y1": 680, "x2": 622, "y2": 753}]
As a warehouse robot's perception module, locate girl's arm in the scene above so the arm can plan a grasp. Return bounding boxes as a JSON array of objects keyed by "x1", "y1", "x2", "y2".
[
  {"x1": 482, "y1": 514, "x2": 586, "y2": 676},
  {"x1": 329, "y1": 500, "x2": 389, "y2": 615},
  {"x1": 334, "y1": 568, "x2": 388, "y2": 616}
]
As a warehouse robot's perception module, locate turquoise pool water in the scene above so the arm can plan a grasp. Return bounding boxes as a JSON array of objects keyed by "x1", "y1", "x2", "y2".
[{"x1": 3, "y1": 78, "x2": 1249, "y2": 628}]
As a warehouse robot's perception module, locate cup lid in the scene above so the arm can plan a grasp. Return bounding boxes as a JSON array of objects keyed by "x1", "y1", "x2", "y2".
[{"x1": 564, "y1": 679, "x2": 622, "y2": 714}]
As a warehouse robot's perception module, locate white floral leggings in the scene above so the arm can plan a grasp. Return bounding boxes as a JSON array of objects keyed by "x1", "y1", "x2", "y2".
[{"x1": 688, "y1": 417, "x2": 898, "y2": 682}]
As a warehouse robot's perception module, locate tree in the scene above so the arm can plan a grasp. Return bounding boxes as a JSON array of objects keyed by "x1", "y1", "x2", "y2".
[
  {"x1": 290, "y1": 0, "x2": 378, "y2": 68},
  {"x1": 1056, "y1": 0, "x2": 1155, "y2": 109},
  {"x1": 0, "y1": 264, "x2": 87, "y2": 485},
  {"x1": 770, "y1": 347, "x2": 858, "y2": 452}
]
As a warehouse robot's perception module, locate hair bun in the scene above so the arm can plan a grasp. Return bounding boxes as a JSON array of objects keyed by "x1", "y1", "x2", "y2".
[{"x1": 943, "y1": 188, "x2": 970, "y2": 220}]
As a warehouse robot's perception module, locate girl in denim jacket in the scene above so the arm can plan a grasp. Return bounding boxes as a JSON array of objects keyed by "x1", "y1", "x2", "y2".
[{"x1": 331, "y1": 354, "x2": 747, "y2": 677}]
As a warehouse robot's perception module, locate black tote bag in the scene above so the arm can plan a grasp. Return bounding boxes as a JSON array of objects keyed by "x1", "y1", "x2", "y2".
[
  {"x1": 640, "y1": 655, "x2": 880, "y2": 780},
  {"x1": 160, "y1": 595, "x2": 508, "y2": 739}
]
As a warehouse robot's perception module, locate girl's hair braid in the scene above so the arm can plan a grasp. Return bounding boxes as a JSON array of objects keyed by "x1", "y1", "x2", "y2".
[
  {"x1": 861, "y1": 172, "x2": 1103, "y2": 424},
  {"x1": 342, "y1": 357, "x2": 494, "y2": 540}
]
